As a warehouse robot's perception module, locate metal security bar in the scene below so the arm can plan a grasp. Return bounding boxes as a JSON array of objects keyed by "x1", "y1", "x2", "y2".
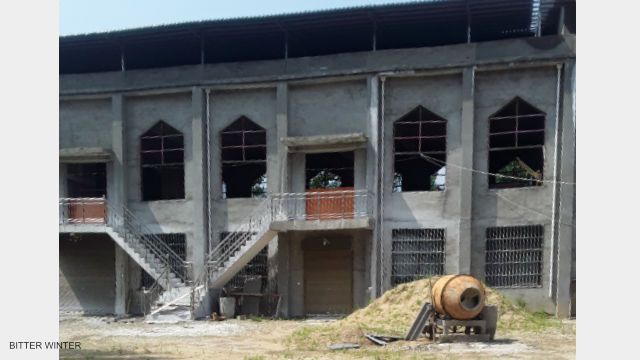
[
  {"x1": 485, "y1": 225, "x2": 544, "y2": 288},
  {"x1": 391, "y1": 228, "x2": 446, "y2": 286},
  {"x1": 270, "y1": 190, "x2": 373, "y2": 221}
]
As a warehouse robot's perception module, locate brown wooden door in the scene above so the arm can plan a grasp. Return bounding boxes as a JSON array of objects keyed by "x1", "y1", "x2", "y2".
[{"x1": 304, "y1": 250, "x2": 353, "y2": 314}]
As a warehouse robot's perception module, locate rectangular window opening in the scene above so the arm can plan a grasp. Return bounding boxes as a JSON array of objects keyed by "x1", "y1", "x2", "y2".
[{"x1": 66, "y1": 163, "x2": 107, "y2": 198}]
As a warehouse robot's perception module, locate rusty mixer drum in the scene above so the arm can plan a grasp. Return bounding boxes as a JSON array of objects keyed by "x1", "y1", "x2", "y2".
[{"x1": 431, "y1": 274, "x2": 485, "y2": 320}]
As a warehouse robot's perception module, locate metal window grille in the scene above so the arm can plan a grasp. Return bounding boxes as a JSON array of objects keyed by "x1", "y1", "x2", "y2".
[
  {"x1": 485, "y1": 225, "x2": 544, "y2": 288},
  {"x1": 391, "y1": 228, "x2": 445, "y2": 286},
  {"x1": 220, "y1": 232, "x2": 268, "y2": 291},
  {"x1": 488, "y1": 97, "x2": 545, "y2": 188},
  {"x1": 393, "y1": 106, "x2": 447, "y2": 192},
  {"x1": 141, "y1": 233, "x2": 186, "y2": 288}
]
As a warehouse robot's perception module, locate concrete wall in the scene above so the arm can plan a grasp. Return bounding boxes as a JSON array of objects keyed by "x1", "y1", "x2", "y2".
[
  {"x1": 59, "y1": 234, "x2": 115, "y2": 315},
  {"x1": 382, "y1": 74, "x2": 464, "y2": 279},
  {"x1": 124, "y1": 93, "x2": 194, "y2": 233},
  {"x1": 471, "y1": 67, "x2": 560, "y2": 313},
  {"x1": 59, "y1": 99, "x2": 112, "y2": 149},
  {"x1": 208, "y1": 88, "x2": 277, "y2": 249},
  {"x1": 288, "y1": 80, "x2": 368, "y2": 137}
]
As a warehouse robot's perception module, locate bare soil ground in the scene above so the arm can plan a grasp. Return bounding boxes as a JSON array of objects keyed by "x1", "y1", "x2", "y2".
[{"x1": 59, "y1": 314, "x2": 575, "y2": 359}]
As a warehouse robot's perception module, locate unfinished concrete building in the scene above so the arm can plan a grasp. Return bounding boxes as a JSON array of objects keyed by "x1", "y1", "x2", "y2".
[{"x1": 58, "y1": 0, "x2": 576, "y2": 319}]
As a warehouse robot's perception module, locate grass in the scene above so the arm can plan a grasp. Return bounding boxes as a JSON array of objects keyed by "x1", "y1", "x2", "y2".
[
  {"x1": 286, "y1": 278, "x2": 571, "y2": 351},
  {"x1": 495, "y1": 296, "x2": 563, "y2": 332}
]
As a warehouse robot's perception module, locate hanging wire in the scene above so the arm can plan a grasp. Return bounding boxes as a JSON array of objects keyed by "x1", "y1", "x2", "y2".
[{"x1": 417, "y1": 153, "x2": 575, "y2": 185}]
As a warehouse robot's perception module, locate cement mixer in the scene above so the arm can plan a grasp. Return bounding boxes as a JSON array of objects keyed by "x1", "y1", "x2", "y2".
[{"x1": 405, "y1": 274, "x2": 497, "y2": 342}]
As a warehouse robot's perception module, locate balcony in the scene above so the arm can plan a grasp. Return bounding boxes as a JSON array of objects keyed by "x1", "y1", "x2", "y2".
[
  {"x1": 269, "y1": 189, "x2": 374, "y2": 231},
  {"x1": 59, "y1": 197, "x2": 107, "y2": 232}
]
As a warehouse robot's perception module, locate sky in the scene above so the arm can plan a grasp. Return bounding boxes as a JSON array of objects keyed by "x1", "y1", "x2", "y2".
[{"x1": 60, "y1": 0, "x2": 413, "y2": 36}]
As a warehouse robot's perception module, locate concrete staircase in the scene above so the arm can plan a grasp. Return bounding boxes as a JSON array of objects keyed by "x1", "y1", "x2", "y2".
[
  {"x1": 188, "y1": 199, "x2": 276, "y2": 317},
  {"x1": 105, "y1": 227, "x2": 186, "y2": 291},
  {"x1": 100, "y1": 204, "x2": 192, "y2": 321}
]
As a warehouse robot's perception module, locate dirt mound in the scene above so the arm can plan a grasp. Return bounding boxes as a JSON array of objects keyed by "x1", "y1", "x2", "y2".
[{"x1": 288, "y1": 276, "x2": 559, "y2": 350}]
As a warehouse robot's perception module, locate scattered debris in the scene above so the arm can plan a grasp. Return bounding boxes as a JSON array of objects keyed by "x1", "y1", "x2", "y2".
[
  {"x1": 210, "y1": 312, "x2": 226, "y2": 321},
  {"x1": 327, "y1": 343, "x2": 360, "y2": 350},
  {"x1": 364, "y1": 334, "x2": 403, "y2": 346}
]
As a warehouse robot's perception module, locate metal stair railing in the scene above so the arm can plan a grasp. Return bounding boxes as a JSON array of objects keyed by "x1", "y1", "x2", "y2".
[
  {"x1": 207, "y1": 198, "x2": 272, "y2": 275},
  {"x1": 189, "y1": 198, "x2": 272, "y2": 314},
  {"x1": 104, "y1": 203, "x2": 190, "y2": 285},
  {"x1": 189, "y1": 190, "x2": 374, "y2": 315},
  {"x1": 141, "y1": 266, "x2": 169, "y2": 315}
]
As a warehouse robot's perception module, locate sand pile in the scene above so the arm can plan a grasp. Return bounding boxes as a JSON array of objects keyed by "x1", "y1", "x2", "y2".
[{"x1": 288, "y1": 276, "x2": 557, "y2": 349}]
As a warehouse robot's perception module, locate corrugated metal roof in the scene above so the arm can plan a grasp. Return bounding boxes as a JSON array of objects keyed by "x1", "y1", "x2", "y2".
[
  {"x1": 60, "y1": 0, "x2": 565, "y2": 43},
  {"x1": 59, "y1": 0, "x2": 575, "y2": 74},
  {"x1": 61, "y1": 1, "x2": 437, "y2": 39}
]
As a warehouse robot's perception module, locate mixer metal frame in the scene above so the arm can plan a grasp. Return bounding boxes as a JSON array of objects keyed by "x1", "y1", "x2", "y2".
[{"x1": 423, "y1": 304, "x2": 497, "y2": 343}]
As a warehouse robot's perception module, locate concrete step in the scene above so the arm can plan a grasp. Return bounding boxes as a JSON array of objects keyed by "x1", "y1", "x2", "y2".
[{"x1": 145, "y1": 305, "x2": 191, "y2": 323}]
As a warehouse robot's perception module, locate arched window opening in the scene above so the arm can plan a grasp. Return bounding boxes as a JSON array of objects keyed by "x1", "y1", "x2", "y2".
[
  {"x1": 140, "y1": 121, "x2": 184, "y2": 200},
  {"x1": 488, "y1": 97, "x2": 545, "y2": 189},
  {"x1": 220, "y1": 116, "x2": 267, "y2": 198},
  {"x1": 393, "y1": 105, "x2": 447, "y2": 192}
]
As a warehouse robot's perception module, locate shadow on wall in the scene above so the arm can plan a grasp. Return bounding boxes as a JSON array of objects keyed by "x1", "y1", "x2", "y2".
[{"x1": 59, "y1": 233, "x2": 116, "y2": 315}]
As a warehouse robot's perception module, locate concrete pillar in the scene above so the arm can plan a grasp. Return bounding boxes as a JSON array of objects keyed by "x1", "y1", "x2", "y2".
[
  {"x1": 275, "y1": 83, "x2": 289, "y2": 193},
  {"x1": 268, "y1": 83, "x2": 288, "y2": 295},
  {"x1": 111, "y1": 94, "x2": 130, "y2": 315},
  {"x1": 366, "y1": 75, "x2": 381, "y2": 299},
  {"x1": 457, "y1": 67, "x2": 475, "y2": 274},
  {"x1": 110, "y1": 94, "x2": 127, "y2": 208},
  {"x1": 59, "y1": 163, "x2": 67, "y2": 198},
  {"x1": 555, "y1": 60, "x2": 576, "y2": 318},
  {"x1": 276, "y1": 233, "x2": 290, "y2": 317},
  {"x1": 114, "y1": 246, "x2": 130, "y2": 315},
  {"x1": 127, "y1": 255, "x2": 142, "y2": 314},
  {"x1": 190, "y1": 87, "x2": 207, "y2": 280},
  {"x1": 289, "y1": 234, "x2": 304, "y2": 317},
  {"x1": 352, "y1": 232, "x2": 366, "y2": 310}
]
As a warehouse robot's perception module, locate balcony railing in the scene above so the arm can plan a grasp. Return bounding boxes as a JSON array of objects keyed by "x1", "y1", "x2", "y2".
[
  {"x1": 59, "y1": 197, "x2": 106, "y2": 224},
  {"x1": 270, "y1": 189, "x2": 373, "y2": 221}
]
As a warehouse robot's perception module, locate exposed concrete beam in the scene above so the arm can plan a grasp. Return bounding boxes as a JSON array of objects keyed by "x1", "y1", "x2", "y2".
[
  {"x1": 60, "y1": 35, "x2": 575, "y2": 96},
  {"x1": 59, "y1": 61, "x2": 563, "y2": 101}
]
